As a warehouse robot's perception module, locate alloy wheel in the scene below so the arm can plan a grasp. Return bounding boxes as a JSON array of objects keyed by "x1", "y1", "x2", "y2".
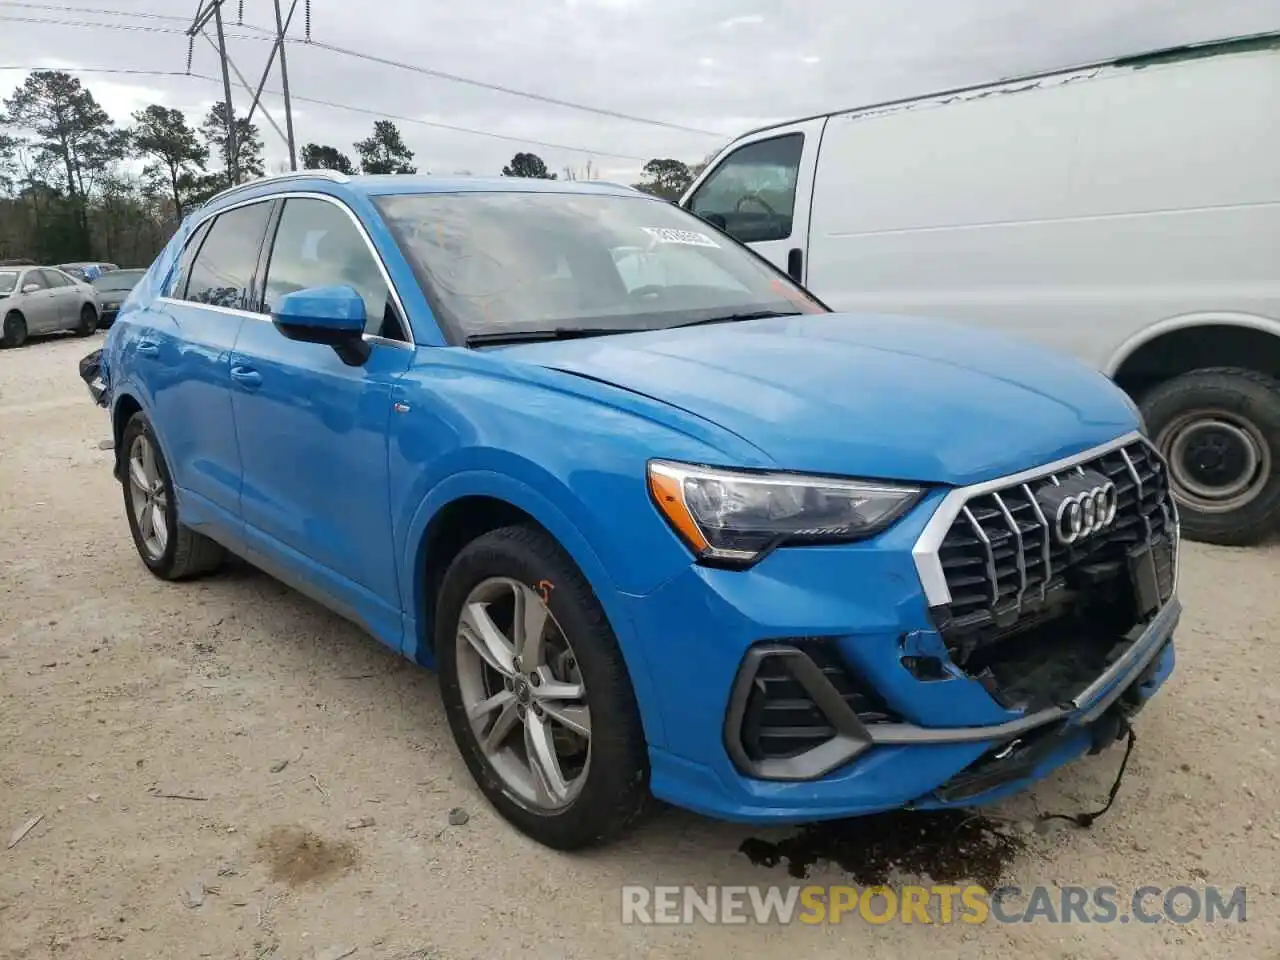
[
  {"x1": 455, "y1": 577, "x2": 592, "y2": 812},
  {"x1": 127, "y1": 433, "x2": 169, "y2": 560}
]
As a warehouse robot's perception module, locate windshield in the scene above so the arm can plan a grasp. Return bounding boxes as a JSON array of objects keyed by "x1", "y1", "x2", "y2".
[
  {"x1": 373, "y1": 191, "x2": 825, "y2": 342},
  {"x1": 92, "y1": 270, "x2": 144, "y2": 292},
  {"x1": 0, "y1": 272, "x2": 16, "y2": 294}
]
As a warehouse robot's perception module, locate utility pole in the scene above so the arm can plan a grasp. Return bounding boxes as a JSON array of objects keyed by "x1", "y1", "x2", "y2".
[
  {"x1": 187, "y1": 0, "x2": 304, "y2": 180},
  {"x1": 273, "y1": 0, "x2": 297, "y2": 170},
  {"x1": 212, "y1": 2, "x2": 238, "y2": 182}
]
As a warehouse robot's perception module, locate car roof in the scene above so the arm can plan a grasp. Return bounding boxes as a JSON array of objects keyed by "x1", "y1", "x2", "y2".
[{"x1": 200, "y1": 170, "x2": 646, "y2": 213}]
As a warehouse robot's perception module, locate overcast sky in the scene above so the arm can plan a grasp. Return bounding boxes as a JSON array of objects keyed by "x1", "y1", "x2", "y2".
[{"x1": 1, "y1": 0, "x2": 1276, "y2": 182}]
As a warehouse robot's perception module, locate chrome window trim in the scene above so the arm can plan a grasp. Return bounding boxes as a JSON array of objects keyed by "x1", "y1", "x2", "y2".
[
  {"x1": 155, "y1": 295, "x2": 415, "y2": 352},
  {"x1": 174, "y1": 190, "x2": 417, "y2": 346},
  {"x1": 200, "y1": 169, "x2": 350, "y2": 209},
  {"x1": 911, "y1": 430, "x2": 1151, "y2": 607}
]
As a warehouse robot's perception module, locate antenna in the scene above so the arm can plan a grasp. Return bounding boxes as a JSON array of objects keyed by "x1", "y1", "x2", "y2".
[{"x1": 186, "y1": 0, "x2": 302, "y2": 179}]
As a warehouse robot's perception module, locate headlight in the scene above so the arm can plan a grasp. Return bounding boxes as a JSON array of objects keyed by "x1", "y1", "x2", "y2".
[{"x1": 647, "y1": 460, "x2": 924, "y2": 565}]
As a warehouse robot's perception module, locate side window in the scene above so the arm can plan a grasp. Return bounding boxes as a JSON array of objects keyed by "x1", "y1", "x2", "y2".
[
  {"x1": 40, "y1": 269, "x2": 71, "y2": 288},
  {"x1": 184, "y1": 201, "x2": 274, "y2": 310},
  {"x1": 688, "y1": 134, "x2": 805, "y2": 244},
  {"x1": 21, "y1": 270, "x2": 48, "y2": 291},
  {"x1": 167, "y1": 219, "x2": 213, "y2": 299},
  {"x1": 263, "y1": 197, "x2": 406, "y2": 341}
]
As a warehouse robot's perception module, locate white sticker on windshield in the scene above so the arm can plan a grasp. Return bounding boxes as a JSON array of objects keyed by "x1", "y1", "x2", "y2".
[{"x1": 641, "y1": 227, "x2": 720, "y2": 248}]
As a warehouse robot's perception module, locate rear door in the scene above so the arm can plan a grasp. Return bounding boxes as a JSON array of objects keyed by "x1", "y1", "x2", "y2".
[
  {"x1": 40, "y1": 269, "x2": 80, "y2": 326},
  {"x1": 681, "y1": 118, "x2": 826, "y2": 283},
  {"x1": 142, "y1": 200, "x2": 275, "y2": 539}
]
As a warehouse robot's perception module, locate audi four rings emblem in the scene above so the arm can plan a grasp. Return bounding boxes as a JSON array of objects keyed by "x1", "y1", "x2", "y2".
[{"x1": 1035, "y1": 471, "x2": 1119, "y2": 545}]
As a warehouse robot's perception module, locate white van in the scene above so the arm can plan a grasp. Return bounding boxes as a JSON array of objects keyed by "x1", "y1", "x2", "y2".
[{"x1": 680, "y1": 32, "x2": 1280, "y2": 546}]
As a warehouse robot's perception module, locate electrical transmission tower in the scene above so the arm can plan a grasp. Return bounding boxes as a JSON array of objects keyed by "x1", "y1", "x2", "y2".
[{"x1": 187, "y1": 0, "x2": 310, "y2": 179}]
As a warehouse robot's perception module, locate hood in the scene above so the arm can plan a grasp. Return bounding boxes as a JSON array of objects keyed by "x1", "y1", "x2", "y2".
[{"x1": 493, "y1": 313, "x2": 1138, "y2": 486}]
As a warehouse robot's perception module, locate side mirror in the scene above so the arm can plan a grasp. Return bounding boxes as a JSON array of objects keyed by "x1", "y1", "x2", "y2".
[
  {"x1": 272, "y1": 285, "x2": 370, "y2": 366},
  {"x1": 22, "y1": 282, "x2": 40, "y2": 294}
]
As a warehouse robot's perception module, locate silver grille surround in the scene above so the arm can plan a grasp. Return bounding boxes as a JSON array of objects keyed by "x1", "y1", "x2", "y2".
[{"x1": 911, "y1": 430, "x2": 1180, "y2": 609}]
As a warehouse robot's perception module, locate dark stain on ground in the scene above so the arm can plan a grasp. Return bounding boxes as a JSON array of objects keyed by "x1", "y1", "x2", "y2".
[
  {"x1": 256, "y1": 825, "x2": 357, "y2": 887},
  {"x1": 740, "y1": 811, "x2": 1025, "y2": 888}
]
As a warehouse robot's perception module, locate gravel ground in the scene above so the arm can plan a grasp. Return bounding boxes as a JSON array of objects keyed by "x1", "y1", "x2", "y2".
[{"x1": 2, "y1": 333, "x2": 1278, "y2": 960}]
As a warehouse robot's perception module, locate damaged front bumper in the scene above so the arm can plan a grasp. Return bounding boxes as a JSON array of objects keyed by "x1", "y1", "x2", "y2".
[
  {"x1": 724, "y1": 595, "x2": 1180, "y2": 782},
  {"x1": 626, "y1": 471, "x2": 1180, "y2": 825}
]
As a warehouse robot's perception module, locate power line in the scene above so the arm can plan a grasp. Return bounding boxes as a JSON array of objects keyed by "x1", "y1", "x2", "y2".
[
  {"x1": 0, "y1": 13, "x2": 270, "y2": 40},
  {"x1": 301, "y1": 39, "x2": 722, "y2": 137},
  {"x1": 0, "y1": 0, "x2": 277, "y2": 34},
  {"x1": 0, "y1": 65, "x2": 189, "y2": 79},
  {"x1": 223, "y1": 76, "x2": 651, "y2": 161},
  {"x1": 0, "y1": 7, "x2": 724, "y2": 136},
  {"x1": 0, "y1": 1, "x2": 196, "y2": 23},
  {"x1": 0, "y1": 64, "x2": 651, "y2": 160}
]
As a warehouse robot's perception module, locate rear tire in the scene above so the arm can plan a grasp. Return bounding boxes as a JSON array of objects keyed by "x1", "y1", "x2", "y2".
[
  {"x1": 435, "y1": 524, "x2": 650, "y2": 850},
  {"x1": 2, "y1": 311, "x2": 27, "y2": 348},
  {"x1": 76, "y1": 304, "x2": 98, "y2": 336},
  {"x1": 120, "y1": 412, "x2": 226, "y2": 579},
  {"x1": 1140, "y1": 367, "x2": 1280, "y2": 546}
]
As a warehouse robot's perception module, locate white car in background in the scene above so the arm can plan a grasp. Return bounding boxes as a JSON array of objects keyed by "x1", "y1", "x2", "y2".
[{"x1": 0, "y1": 265, "x2": 100, "y2": 348}]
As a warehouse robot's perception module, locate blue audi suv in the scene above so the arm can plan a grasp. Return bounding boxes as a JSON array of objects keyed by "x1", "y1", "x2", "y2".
[{"x1": 83, "y1": 171, "x2": 1180, "y2": 850}]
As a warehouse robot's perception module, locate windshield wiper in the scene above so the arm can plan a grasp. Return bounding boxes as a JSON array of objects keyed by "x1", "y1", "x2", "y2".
[
  {"x1": 667, "y1": 309, "x2": 802, "y2": 329},
  {"x1": 464, "y1": 327, "x2": 641, "y2": 347}
]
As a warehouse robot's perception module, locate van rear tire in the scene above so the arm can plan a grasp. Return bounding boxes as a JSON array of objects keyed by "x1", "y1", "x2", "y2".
[{"x1": 1140, "y1": 367, "x2": 1280, "y2": 547}]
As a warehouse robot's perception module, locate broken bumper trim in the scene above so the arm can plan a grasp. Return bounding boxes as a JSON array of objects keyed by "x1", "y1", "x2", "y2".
[
  {"x1": 78, "y1": 348, "x2": 109, "y2": 407},
  {"x1": 724, "y1": 596, "x2": 1181, "y2": 782}
]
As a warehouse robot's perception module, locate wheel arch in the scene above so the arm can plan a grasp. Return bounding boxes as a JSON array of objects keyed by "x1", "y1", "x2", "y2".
[
  {"x1": 1107, "y1": 312, "x2": 1280, "y2": 398},
  {"x1": 110, "y1": 390, "x2": 145, "y2": 481},
  {"x1": 403, "y1": 470, "x2": 668, "y2": 749}
]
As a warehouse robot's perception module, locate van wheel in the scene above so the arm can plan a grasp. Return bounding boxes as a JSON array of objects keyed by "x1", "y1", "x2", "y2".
[
  {"x1": 2, "y1": 311, "x2": 27, "y2": 348},
  {"x1": 1140, "y1": 367, "x2": 1280, "y2": 546},
  {"x1": 435, "y1": 524, "x2": 649, "y2": 850}
]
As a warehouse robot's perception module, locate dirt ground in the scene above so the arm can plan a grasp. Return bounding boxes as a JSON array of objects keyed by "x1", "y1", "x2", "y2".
[{"x1": 2, "y1": 333, "x2": 1278, "y2": 960}]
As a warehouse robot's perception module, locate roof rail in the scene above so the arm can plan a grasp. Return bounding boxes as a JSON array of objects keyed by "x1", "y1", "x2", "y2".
[{"x1": 202, "y1": 168, "x2": 351, "y2": 208}]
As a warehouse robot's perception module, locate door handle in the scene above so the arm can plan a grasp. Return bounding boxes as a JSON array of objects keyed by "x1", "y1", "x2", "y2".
[
  {"x1": 230, "y1": 365, "x2": 262, "y2": 390},
  {"x1": 136, "y1": 340, "x2": 159, "y2": 357}
]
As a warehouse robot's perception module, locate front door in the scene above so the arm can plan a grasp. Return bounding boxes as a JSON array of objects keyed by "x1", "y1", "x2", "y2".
[
  {"x1": 229, "y1": 194, "x2": 413, "y2": 637},
  {"x1": 682, "y1": 119, "x2": 825, "y2": 284}
]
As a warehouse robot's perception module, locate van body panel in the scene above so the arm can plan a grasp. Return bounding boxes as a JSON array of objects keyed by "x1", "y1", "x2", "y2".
[{"x1": 683, "y1": 37, "x2": 1280, "y2": 371}]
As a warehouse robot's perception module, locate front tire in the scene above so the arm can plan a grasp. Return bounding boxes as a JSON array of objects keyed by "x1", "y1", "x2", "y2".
[
  {"x1": 76, "y1": 304, "x2": 98, "y2": 336},
  {"x1": 2, "y1": 311, "x2": 27, "y2": 348},
  {"x1": 435, "y1": 524, "x2": 650, "y2": 850},
  {"x1": 1140, "y1": 367, "x2": 1280, "y2": 546},
  {"x1": 120, "y1": 412, "x2": 226, "y2": 579}
]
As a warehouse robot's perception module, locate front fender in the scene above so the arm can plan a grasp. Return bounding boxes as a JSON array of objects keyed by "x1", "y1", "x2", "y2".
[{"x1": 399, "y1": 467, "x2": 670, "y2": 749}]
